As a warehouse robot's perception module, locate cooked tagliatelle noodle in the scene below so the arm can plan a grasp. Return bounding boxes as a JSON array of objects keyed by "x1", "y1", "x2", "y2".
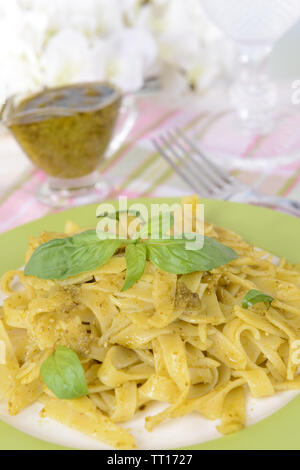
[{"x1": 1, "y1": 196, "x2": 300, "y2": 449}]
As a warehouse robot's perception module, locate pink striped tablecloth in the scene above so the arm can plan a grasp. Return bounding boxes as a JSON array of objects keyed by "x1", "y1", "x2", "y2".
[{"x1": 1, "y1": 92, "x2": 300, "y2": 233}]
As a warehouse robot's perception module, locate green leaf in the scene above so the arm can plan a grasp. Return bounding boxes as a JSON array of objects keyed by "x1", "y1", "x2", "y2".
[
  {"x1": 122, "y1": 244, "x2": 147, "y2": 291},
  {"x1": 24, "y1": 230, "x2": 123, "y2": 280},
  {"x1": 146, "y1": 236, "x2": 238, "y2": 274},
  {"x1": 242, "y1": 289, "x2": 274, "y2": 310},
  {"x1": 41, "y1": 346, "x2": 88, "y2": 400}
]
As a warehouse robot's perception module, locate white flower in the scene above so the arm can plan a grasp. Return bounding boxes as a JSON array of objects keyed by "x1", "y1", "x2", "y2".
[
  {"x1": 42, "y1": 0, "x2": 124, "y2": 37},
  {"x1": 0, "y1": 0, "x2": 232, "y2": 102},
  {"x1": 109, "y1": 28, "x2": 157, "y2": 76},
  {"x1": 0, "y1": 43, "x2": 42, "y2": 106},
  {"x1": 41, "y1": 30, "x2": 93, "y2": 87},
  {"x1": 134, "y1": 0, "x2": 230, "y2": 92},
  {"x1": 0, "y1": 3, "x2": 48, "y2": 54},
  {"x1": 89, "y1": 29, "x2": 157, "y2": 92},
  {"x1": 0, "y1": 3, "x2": 45, "y2": 100},
  {"x1": 158, "y1": 32, "x2": 199, "y2": 70},
  {"x1": 103, "y1": 53, "x2": 145, "y2": 92}
]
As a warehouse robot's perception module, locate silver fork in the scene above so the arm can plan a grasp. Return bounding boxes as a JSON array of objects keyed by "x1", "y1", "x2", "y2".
[{"x1": 153, "y1": 129, "x2": 300, "y2": 217}]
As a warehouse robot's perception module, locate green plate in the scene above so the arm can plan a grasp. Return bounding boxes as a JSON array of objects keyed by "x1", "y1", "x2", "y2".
[{"x1": 0, "y1": 198, "x2": 299, "y2": 450}]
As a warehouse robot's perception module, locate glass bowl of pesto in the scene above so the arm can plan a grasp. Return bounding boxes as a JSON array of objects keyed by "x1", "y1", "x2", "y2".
[{"x1": 2, "y1": 82, "x2": 138, "y2": 207}]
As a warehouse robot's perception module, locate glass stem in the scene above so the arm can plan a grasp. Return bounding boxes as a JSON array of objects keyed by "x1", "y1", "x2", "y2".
[{"x1": 230, "y1": 44, "x2": 277, "y2": 133}]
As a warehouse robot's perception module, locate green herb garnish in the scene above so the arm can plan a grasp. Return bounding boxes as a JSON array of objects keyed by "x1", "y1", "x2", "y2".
[
  {"x1": 24, "y1": 215, "x2": 238, "y2": 291},
  {"x1": 41, "y1": 346, "x2": 88, "y2": 400},
  {"x1": 242, "y1": 289, "x2": 274, "y2": 310},
  {"x1": 146, "y1": 235, "x2": 236, "y2": 274},
  {"x1": 24, "y1": 230, "x2": 123, "y2": 280},
  {"x1": 122, "y1": 244, "x2": 147, "y2": 291}
]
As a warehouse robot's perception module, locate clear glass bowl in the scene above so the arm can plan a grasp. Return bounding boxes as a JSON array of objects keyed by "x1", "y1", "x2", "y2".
[{"x1": 2, "y1": 82, "x2": 137, "y2": 207}]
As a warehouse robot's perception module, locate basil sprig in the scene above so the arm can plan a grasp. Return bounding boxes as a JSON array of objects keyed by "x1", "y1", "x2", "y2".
[
  {"x1": 25, "y1": 227, "x2": 238, "y2": 291},
  {"x1": 146, "y1": 236, "x2": 236, "y2": 274},
  {"x1": 242, "y1": 289, "x2": 274, "y2": 310},
  {"x1": 41, "y1": 346, "x2": 88, "y2": 399}
]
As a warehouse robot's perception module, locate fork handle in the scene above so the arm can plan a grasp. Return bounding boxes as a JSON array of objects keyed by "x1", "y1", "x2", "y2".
[{"x1": 240, "y1": 194, "x2": 300, "y2": 217}]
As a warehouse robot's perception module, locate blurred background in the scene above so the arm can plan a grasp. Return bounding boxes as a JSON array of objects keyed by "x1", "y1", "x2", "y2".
[
  {"x1": 1, "y1": 0, "x2": 300, "y2": 99},
  {"x1": 0, "y1": 0, "x2": 234, "y2": 101},
  {"x1": 1, "y1": 0, "x2": 300, "y2": 229}
]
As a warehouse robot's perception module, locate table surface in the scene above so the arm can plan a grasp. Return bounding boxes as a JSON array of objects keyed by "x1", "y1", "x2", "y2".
[{"x1": 0, "y1": 85, "x2": 300, "y2": 234}]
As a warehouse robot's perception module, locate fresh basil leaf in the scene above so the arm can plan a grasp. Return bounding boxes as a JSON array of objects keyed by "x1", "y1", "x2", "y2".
[
  {"x1": 122, "y1": 244, "x2": 147, "y2": 291},
  {"x1": 24, "y1": 229, "x2": 123, "y2": 280},
  {"x1": 146, "y1": 236, "x2": 238, "y2": 274},
  {"x1": 41, "y1": 346, "x2": 88, "y2": 400},
  {"x1": 146, "y1": 233, "x2": 201, "y2": 246},
  {"x1": 242, "y1": 289, "x2": 274, "y2": 310}
]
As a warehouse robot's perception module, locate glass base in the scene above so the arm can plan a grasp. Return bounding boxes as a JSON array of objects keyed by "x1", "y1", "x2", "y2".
[
  {"x1": 189, "y1": 106, "x2": 300, "y2": 171},
  {"x1": 37, "y1": 171, "x2": 109, "y2": 207}
]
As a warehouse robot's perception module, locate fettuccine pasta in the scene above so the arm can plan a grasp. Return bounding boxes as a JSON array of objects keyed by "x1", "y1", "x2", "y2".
[{"x1": 1, "y1": 196, "x2": 300, "y2": 449}]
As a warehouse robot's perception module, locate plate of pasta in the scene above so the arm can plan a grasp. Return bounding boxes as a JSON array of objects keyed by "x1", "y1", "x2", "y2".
[{"x1": 0, "y1": 196, "x2": 300, "y2": 450}]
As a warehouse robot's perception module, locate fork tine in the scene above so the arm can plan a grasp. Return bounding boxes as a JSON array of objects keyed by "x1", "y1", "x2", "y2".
[
  {"x1": 176, "y1": 128, "x2": 232, "y2": 183},
  {"x1": 160, "y1": 134, "x2": 215, "y2": 194},
  {"x1": 168, "y1": 130, "x2": 228, "y2": 192},
  {"x1": 153, "y1": 137, "x2": 209, "y2": 196},
  {"x1": 152, "y1": 138, "x2": 199, "y2": 193},
  {"x1": 154, "y1": 135, "x2": 207, "y2": 194}
]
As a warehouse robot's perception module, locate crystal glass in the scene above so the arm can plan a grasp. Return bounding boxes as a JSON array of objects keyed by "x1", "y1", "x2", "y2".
[
  {"x1": 199, "y1": 0, "x2": 300, "y2": 169},
  {"x1": 2, "y1": 82, "x2": 138, "y2": 207}
]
